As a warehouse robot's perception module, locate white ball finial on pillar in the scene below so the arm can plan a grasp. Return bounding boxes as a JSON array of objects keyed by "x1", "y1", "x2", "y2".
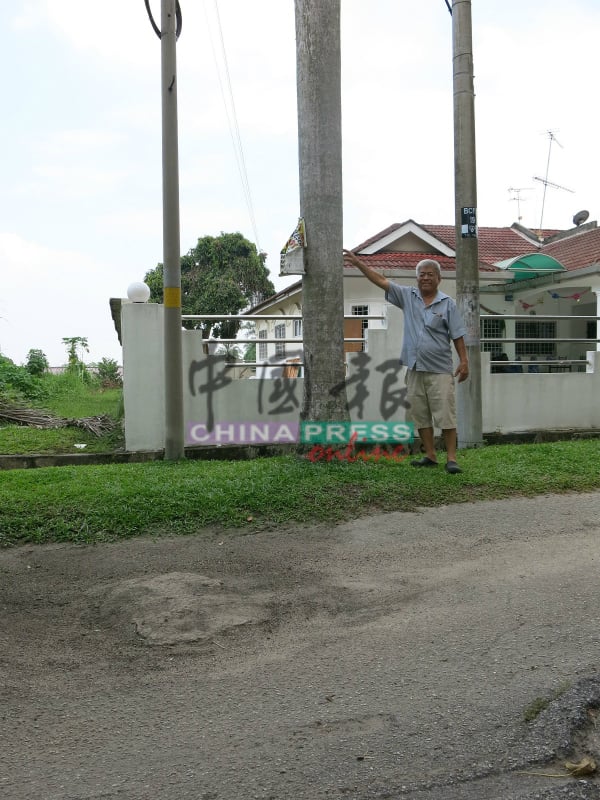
[{"x1": 127, "y1": 282, "x2": 151, "y2": 303}]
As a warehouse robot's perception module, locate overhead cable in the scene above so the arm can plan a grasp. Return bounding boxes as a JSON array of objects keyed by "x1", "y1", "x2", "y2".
[
  {"x1": 144, "y1": 0, "x2": 183, "y2": 39},
  {"x1": 204, "y1": 0, "x2": 262, "y2": 253}
]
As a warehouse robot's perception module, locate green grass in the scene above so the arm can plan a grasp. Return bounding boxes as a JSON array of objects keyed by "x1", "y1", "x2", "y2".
[
  {"x1": 1, "y1": 439, "x2": 600, "y2": 548},
  {"x1": 41, "y1": 372, "x2": 122, "y2": 419},
  {"x1": 2, "y1": 379, "x2": 600, "y2": 549},
  {"x1": 0, "y1": 372, "x2": 123, "y2": 454},
  {"x1": 0, "y1": 424, "x2": 123, "y2": 454}
]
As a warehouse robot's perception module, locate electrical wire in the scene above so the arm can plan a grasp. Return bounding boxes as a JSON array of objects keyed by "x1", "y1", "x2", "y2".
[
  {"x1": 203, "y1": 0, "x2": 262, "y2": 253},
  {"x1": 144, "y1": 0, "x2": 183, "y2": 40},
  {"x1": 444, "y1": 0, "x2": 452, "y2": 14}
]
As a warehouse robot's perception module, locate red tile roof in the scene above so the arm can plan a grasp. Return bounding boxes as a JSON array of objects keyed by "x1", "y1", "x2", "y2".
[
  {"x1": 347, "y1": 220, "x2": 599, "y2": 274},
  {"x1": 425, "y1": 225, "x2": 540, "y2": 265},
  {"x1": 541, "y1": 225, "x2": 600, "y2": 270},
  {"x1": 250, "y1": 220, "x2": 600, "y2": 311},
  {"x1": 343, "y1": 250, "x2": 473, "y2": 272}
]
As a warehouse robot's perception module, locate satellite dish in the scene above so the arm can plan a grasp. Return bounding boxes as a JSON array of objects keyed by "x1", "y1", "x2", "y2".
[{"x1": 573, "y1": 210, "x2": 589, "y2": 226}]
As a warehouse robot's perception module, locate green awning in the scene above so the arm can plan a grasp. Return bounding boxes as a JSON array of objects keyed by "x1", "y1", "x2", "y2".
[{"x1": 495, "y1": 253, "x2": 567, "y2": 281}]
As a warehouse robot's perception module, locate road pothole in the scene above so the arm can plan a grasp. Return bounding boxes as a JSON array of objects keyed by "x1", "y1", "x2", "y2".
[{"x1": 90, "y1": 571, "x2": 273, "y2": 645}]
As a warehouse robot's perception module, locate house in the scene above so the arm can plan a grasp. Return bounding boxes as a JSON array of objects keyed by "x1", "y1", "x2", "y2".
[
  {"x1": 114, "y1": 217, "x2": 600, "y2": 451},
  {"x1": 247, "y1": 218, "x2": 600, "y2": 374}
]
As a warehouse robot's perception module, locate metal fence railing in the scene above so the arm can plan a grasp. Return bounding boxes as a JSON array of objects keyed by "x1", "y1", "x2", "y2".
[
  {"x1": 179, "y1": 312, "x2": 599, "y2": 372},
  {"x1": 480, "y1": 313, "x2": 599, "y2": 371},
  {"x1": 181, "y1": 313, "x2": 385, "y2": 368}
]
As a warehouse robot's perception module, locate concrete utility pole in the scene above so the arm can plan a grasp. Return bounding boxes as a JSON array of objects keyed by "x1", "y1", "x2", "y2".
[
  {"x1": 452, "y1": 0, "x2": 483, "y2": 448},
  {"x1": 161, "y1": 0, "x2": 185, "y2": 459},
  {"x1": 294, "y1": 0, "x2": 348, "y2": 423}
]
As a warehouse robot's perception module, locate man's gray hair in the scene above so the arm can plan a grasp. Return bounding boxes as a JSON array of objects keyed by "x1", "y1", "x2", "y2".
[{"x1": 415, "y1": 258, "x2": 441, "y2": 279}]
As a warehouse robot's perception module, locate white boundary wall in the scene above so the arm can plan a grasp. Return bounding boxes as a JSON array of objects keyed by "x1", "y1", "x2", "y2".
[
  {"x1": 481, "y1": 351, "x2": 600, "y2": 434},
  {"x1": 122, "y1": 303, "x2": 600, "y2": 452}
]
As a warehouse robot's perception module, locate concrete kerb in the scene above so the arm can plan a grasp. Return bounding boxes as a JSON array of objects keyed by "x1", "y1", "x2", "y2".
[{"x1": 1, "y1": 429, "x2": 599, "y2": 471}]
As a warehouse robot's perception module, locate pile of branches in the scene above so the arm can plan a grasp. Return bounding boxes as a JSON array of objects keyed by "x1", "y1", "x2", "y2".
[
  {"x1": 70, "y1": 415, "x2": 116, "y2": 437},
  {"x1": 0, "y1": 402, "x2": 117, "y2": 438}
]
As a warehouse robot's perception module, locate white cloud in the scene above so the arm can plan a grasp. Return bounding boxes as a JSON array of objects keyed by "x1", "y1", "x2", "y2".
[{"x1": 0, "y1": 233, "x2": 121, "y2": 366}]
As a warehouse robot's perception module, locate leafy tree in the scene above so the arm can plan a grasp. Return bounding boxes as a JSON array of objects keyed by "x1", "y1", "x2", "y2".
[
  {"x1": 0, "y1": 354, "x2": 46, "y2": 402},
  {"x1": 144, "y1": 232, "x2": 275, "y2": 340},
  {"x1": 96, "y1": 357, "x2": 122, "y2": 388},
  {"x1": 62, "y1": 336, "x2": 89, "y2": 367},
  {"x1": 25, "y1": 349, "x2": 49, "y2": 376},
  {"x1": 214, "y1": 343, "x2": 244, "y2": 363},
  {"x1": 244, "y1": 341, "x2": 256, "y2": 363},
  {"x1": 62, "y1": 336, "x2": 91, "y2": 381},
  {"x1": 235, "y1": 320, "x2": 257, "y2": 362}
]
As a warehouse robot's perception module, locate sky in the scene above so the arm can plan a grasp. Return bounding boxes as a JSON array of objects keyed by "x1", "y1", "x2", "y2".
[{"x1": 2, "y1": 0, "x2": 600, "y2": 367}]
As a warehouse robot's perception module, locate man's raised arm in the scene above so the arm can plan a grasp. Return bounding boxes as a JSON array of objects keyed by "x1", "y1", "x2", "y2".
[{"x1": 343, "y1": 249, "x2": 390, "y2": 292}]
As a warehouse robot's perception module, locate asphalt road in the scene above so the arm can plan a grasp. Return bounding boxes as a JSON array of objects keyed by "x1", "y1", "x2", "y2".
[{"x1": 1, "y1": 491, "x2": 599, "y2": 799}]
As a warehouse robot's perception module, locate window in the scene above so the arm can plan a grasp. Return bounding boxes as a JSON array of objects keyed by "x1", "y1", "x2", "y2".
[
  {"x1": 351, "y1": 305, "x2": 369, "y2": 352},
  {"x1": 274, "y1": 323, "x2": 286, "y2": 357},
  {"x1": 515, "y1": 320, "x2": 556, "y2": 357},
  {"x1": 480, "y1": 317, "x2": 504, "y2": 356},
  {"x1": 258, "y1": 329, "x2": 267, "y2": 361},
  {"x1": 293, "y1": 319, "x2": 303, "y2": 338}
]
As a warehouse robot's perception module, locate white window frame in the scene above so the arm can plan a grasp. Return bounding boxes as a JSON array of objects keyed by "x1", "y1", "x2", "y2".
[
  {"x1": 351, "y1": 304, "x2": 369, "y2": 352},
  {"x1": 258, "y1": 329, "x2": 267, "y2": 361},
  {"x1": 274, "y1": 323, "x2": 286, "y2": 357}
]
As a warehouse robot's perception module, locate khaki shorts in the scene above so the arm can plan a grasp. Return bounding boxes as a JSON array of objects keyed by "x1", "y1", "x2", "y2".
[{"x1": 405, "y1": 369, "x2": 457, "y2": 430}]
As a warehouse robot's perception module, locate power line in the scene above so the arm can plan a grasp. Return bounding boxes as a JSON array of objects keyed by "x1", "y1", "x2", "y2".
[
  {"x1": 203, "y1": 0, "x2": 262, "y2": 253},
  {"x1": 143, "y1": 0, "x2": 182, "y2": 39}
]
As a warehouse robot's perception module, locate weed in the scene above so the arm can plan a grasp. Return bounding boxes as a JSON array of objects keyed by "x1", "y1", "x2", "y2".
[{"x1": 523, "y1": 681, "x2": 572, "y2": 722}]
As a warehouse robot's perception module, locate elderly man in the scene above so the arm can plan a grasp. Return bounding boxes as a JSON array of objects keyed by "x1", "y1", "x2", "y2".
[{"x1": 343, "y1": 250, "x2": 469, "y2": 474}]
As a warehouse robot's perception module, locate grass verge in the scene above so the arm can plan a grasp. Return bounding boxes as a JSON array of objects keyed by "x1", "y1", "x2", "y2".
[{"x1": 1, "y1": 439, "x2": 599, "y2": 548}]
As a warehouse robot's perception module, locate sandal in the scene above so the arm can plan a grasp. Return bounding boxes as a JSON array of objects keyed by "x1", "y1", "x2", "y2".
[
  {"x1": 411, "y1": 457, "x2": 438, "y2": 467},
  {"x1": 445, "y1": 461, "x2": 462, "y2": 474}
]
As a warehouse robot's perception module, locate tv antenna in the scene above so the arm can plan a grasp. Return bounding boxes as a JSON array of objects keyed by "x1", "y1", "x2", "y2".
[
  {"x1": 508, "y1": 186, "x2": 532, "y2": 223},
  {"x1": 533, "y1": 130, "x2": 574, "y2": 235}
]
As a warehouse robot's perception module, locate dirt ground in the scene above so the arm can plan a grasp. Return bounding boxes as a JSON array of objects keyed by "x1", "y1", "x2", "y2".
[{"x1": 1, "y1": 492, "x2": 600, "y2": 800}]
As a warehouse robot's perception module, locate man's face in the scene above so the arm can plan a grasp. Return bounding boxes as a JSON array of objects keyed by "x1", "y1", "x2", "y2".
[{"x1": 417, "y1": 266, "x2": 441, "y2": 295}]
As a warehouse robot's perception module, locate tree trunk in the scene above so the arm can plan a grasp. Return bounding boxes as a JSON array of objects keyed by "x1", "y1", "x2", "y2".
[{"x1": 295, "y1": 0, "x2": 349, "y2": 422}]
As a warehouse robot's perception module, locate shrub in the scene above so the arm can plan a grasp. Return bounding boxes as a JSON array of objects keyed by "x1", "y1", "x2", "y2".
[
  {"x1": 0, "y1": 355, "x2": 46, "y2": 402},
  {"x1": 25, "y1": 349, "x2": 49, "y2": 376},
  {"x1": 96, "y1": 358, "x2": 122, "y2": 388}
]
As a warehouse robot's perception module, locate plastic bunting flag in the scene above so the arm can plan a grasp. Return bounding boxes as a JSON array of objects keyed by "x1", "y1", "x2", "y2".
[
  {"x1": 547, "y1": 289, "x2": 589, "y2": 302},
  {"x1": 280, "y1": 218, "x2": 306, "y2": 274}
]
